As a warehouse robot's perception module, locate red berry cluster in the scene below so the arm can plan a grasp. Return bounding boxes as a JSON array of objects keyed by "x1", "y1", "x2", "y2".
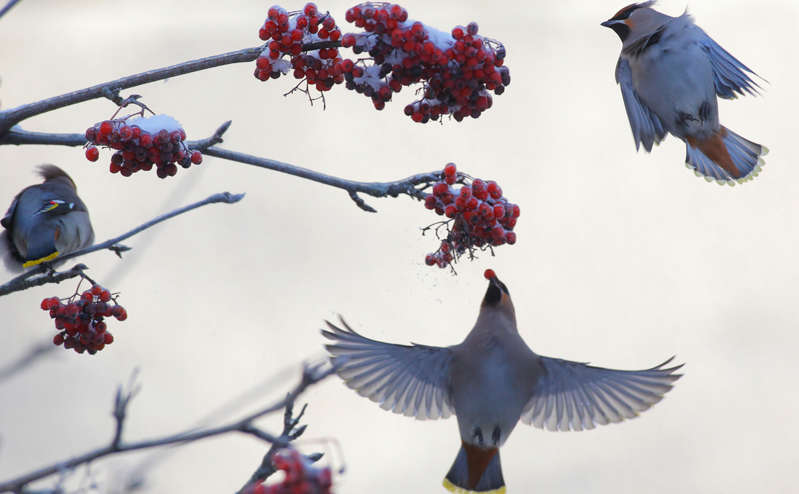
[
  {"x1": 254, "y1": 3, "x2": 510, "y2": 121},
  {"x1": 255, "y1": 3, "x2": 348, "y2": 93},
  {"x1": 342, "y1": 3, "x2": 510, "y2": 121},
  {"x1": 423, "y1": 163, "x2": 520, "y2": 269},
  {"x1": 244, "y1": 449, "x2": 333, "y2": 494},
  {"x1": 84, "y1": 114, "x2": 202, "y2": 179},
  {"x1": 40, "y1": 284, "x2": 127, "y2": 355}
]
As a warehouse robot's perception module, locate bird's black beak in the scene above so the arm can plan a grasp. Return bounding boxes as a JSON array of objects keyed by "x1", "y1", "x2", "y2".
[
  {"x1": 482, "y1": 272, "x2": 509, "y2": 307},
  {"x1": 600, "y1": 19, "x2": 630, "y2": 41}
]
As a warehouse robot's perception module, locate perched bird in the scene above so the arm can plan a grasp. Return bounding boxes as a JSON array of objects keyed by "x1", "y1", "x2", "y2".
[
  {"x1": 323, "y1": 270, "x2": 682, "y2": 493},
  {"x1": 1, "y1": 165, "x2": 94, "y2": 272},
  {"x1": 601, "y1": 1, "x2": 766, "y2": 185}
]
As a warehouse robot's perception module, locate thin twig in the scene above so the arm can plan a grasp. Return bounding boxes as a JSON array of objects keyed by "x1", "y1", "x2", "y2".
[
  {"x1": 0, "y1": 363, "x2": 336, "y2": 493},
  {"x1": 0, "y1": 340, "x2": 56, "y2": 383},
  {"x1": 237, "y1": 402, "x2": 321, "y2": 493},
  {"x1": 0, "y1": 0, "x2": 21, "y2": 19},
  {"x1": 0, "y1": 192, "x2": 244, "y2": 297}
]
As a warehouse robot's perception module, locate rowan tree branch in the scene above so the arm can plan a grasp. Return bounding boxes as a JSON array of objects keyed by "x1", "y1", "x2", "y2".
[
  {"x1": 0, "y1": 362, "x2": 336, "y2": 493},
  {"x1": 236, "y1": 402, "x2": 323, "y2": 494},
  {"x1": 0, "y1": 192, "x2": 245, "y2": 297},
  {"x1": 204, "y1": 146, "x2": 443, "y2": 212},
  {"x1": 0, "y1": 0, "x2": 21, "y2": 19},
  {"x1": 0, "y1": 125, "x2": 446, "y2": 212},
  {"x1": 0, "y1": 40, "x2": 341, "y2": 134}
]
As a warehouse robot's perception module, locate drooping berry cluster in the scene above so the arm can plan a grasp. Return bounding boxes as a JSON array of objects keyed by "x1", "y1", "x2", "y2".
[
  {"x1": 84, "y1": 114, "x2": 202, "y2": 179},
  {"x1": 343, "y1": 3, "x2": 510, "y2": 121},
  {"x1": 423, "y1": 163, "x2": 520, "y2": 269},
  {"x1": 254, "y1": 3, "x2": 510, "y2": 121},
  {"x1": 255, "y1": 3, "x2": 348, "y2": 94},
  {"x1": 243, "y1": 449, "x2": 333, "y2": 494},
  {"x1": 40, "y1": 284, "x2": 127, "y2": 355}
]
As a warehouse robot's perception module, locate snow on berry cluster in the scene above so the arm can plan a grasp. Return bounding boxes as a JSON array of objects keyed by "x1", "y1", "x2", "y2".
[
  {"x1": 84, "y1": 114, "x2": 202, "y2": 179},
  {"x1": 243, "y1": 449, "x2": 333, "y2": 494},
  {"x1": 40, "y1": 284, "x2": 127, "y2": 355},
  {"x1": 342, "y1": 3, "x2": 510, "y2": 121},
  {"x1": 423, "y1": 163, "x2": 520, "y2": 269},
  {"x1": 255, "y1": 3, "x2": 347, "y2": 93},
  {"x1": 254, "y1": 2, "x2": 510, "y2": 122}
]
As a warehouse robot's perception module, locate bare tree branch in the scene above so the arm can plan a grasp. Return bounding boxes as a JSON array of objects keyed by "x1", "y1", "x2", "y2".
[
  {"x1": 0, "y1": 340, "x2": 55, "y2": 383},
  {"x1": 0, "y1": 40, "x2": 342, "y2": 133},
  {"x1": 236, "y1": 402, "x2": 322, "y2": 494},
  {"x1": 0, "y1": 125, "x2": 446, "y2": 213},
  {"x1": 204, "y1": 146, "x2": 442, "y2": 211},
  {"x1": 0, "y1": 362, "x2": 336, "y2": 493},
  {"x1": 0, "y1": 0, "x2": 21, "y2": 19},
  {"x1": 0, "y1": 192, "x2": 245, "y2": 297}
]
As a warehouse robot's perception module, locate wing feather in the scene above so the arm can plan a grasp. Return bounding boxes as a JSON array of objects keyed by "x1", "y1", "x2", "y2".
[
  {"x1": 695, "y1": 26, "x2": 761, "y2": 99},
  {"x1": 322, "y1": 318, "x2": 454, "y2": 420},
  {"x1": 521, "y1": 356, "x2": 682, "y2": 431},
  {"x1": 615, "y1": 58, "x2": 668, "y2": 152}
]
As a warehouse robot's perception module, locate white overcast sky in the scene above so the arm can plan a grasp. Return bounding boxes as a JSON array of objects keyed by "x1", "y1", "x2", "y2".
[{"x1": 1, "y1": 1, "x2": 797, "y2": 493}]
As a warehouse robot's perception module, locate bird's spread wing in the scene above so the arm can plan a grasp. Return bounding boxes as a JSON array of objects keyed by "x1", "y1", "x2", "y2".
[
  {"x1": 615, "y1": 58, "x2": 667, "y2": 152},
  {"x1": 322, "y1": 318, "x2": 454, "y2": 420},
  {"x1": 694, "y1": 26, "x2": 761, "y2": 99},
  {"x1": 520, "y1": 356, "x2": 682, "y2": 431}
]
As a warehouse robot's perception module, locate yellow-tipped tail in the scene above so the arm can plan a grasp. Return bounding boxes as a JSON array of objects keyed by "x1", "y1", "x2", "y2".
[
  {"x1": 22, "y1": 250, "x2": 60, "y2": 268},
  {"x1": 443, "y1": 478, "x2": 506, "y2": 494}
]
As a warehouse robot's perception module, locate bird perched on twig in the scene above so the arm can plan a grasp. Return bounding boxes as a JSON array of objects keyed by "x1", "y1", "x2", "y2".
[
  {"x1": 602, "y1": 1, "x2": 766, "y2": 185},
  {"x1": 1, "y1": 165, "x2": 94, "y2": 272},
  {"x1": 323, "y1": 270, "x2": 682, "y2": 493}
]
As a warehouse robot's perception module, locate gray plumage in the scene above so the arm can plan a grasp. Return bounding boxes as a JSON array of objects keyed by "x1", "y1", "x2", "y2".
[
  {"x1": 1, "y1": 165, "x2": 94, "y2": 272},
  {"x1": 603, "y1": 2, "x2": 766, "y2": 184},
  {"x1": 323, "y1": 273, "x2": 682, "y2": 492}
]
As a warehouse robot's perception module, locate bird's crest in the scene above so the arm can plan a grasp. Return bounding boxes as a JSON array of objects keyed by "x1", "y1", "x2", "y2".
[
  {"x1": 37, "y1": 164, "x2": 77, "y2": 190},
  {"x1": 610, "y1": 1, "x2": 656, "y2": 21}
]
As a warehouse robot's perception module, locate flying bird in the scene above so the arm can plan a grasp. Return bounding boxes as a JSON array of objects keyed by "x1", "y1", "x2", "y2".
[
  {"x1": 602, "y1": 1, "x2": 766, "y2": 185},
  {"x1": 323, "y1": 270, "x2": 682, "y2": 493},
  {"x1": 1, "y1": 165, "x2": 94, "y2": 272}
]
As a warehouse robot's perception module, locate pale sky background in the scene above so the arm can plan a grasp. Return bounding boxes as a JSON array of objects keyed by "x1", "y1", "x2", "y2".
[{"x1": 1, "y1": 0, "x2": 797, "y2": 492}]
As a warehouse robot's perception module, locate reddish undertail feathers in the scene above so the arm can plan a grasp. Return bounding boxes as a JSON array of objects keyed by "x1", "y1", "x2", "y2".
[
  {"x1": 684, "y1": 126, "x2": 767, "y2": 185},
  {"x1": 443, "y1": 442, "x2": 505, "y2": 494},
  {"x1": 255, "y1": 2, "x2": 511, "y2": 122}
]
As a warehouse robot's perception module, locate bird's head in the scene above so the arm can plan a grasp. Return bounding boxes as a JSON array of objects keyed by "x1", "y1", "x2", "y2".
[
  {"x1": 600, "y1": 1, "x2": 659, "y2": 42},
  {"x1": 481, "y1": 268, "x2": 515, "y2": 313}
]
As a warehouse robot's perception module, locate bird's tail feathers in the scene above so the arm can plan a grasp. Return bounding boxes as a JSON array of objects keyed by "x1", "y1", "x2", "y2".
[
  {"x1": 684, "y1": 127, "x2": 766, "y2": 186},
  {"x1": 443, "y1": 442, "x2": 505, "y2": 494},
  {"x1": 38, "y1": 164, "x2": 77, "y2": 190},
  {"x1": 0, "y1": 231, "x2": 23, "y2": 273}
]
